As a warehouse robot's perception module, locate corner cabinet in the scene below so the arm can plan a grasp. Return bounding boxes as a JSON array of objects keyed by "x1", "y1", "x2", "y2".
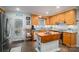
[{"x1": 63, "y1": 32, "x2": 76, "y2": 47}]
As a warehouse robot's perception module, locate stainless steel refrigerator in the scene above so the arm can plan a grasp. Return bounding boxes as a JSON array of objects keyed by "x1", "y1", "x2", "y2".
[{"x1": 0, "y1": 12, "x2": 9, "y2": 52}]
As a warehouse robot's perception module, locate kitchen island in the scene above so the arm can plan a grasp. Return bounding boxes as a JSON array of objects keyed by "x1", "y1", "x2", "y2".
[{"x1": 34, "y1": 31, "x2": 61, "y2": 52}]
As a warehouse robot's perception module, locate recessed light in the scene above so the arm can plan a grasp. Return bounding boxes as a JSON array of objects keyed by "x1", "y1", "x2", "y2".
[
  {"x1": 70, "y1": 11, "x2": 73, "y2": 13},
  {"x1": 46, "y1": 12, "x2": 48, "y2": 14},
  {"x1": 39, "y1": 15, "x2": 42, "y2": 18},
  {"x1": 16, "y1": 8, "x2": 20, "y2": 11},
  {"x1": 56, "y1": 6, "x2": 60, "y2": 9}
]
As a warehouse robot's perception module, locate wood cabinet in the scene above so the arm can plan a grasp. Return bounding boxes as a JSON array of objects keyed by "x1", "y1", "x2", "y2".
[
  {"x1": 57, "y1": 13, "x2": 65, "y2": 23},
  {"x1": 32, "y1": 15, "x2": 39, "y2": 25},
  {"x1": 45, "y1": 17, "x2": 50, "y2": 25},
  {"x1": 49, "y1": 16, "x2": 54, "y2": 25},
  {"x1": 70, "y1": 33, "x2": 76, "y2": 47},
  {"x1": 32, "y1": 9, "x2": 76, "y2": 25},
  {"x1": 64, "y1": 10, "x2": 76, "y2": 25},
  {"x1": 50, "y1": 14, "x2": 65, "y2": 25},
  {"x1": 63, "y1": 32, "x2": 70, "y2": 47},
  {"x1": 49, "y1": 16, "x2": 57, "y2": 25},
  {"x1": 49, "y1": 9, "x2": 76, "y2": 25},
  {"x1": 63, "y1": 32, "x2": 76, "y2": 47},
  {"x1": 32, "y1": 15, "x2": 50, "y2": 25}
]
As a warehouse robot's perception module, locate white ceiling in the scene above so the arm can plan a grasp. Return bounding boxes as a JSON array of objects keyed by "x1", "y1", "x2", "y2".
[{"x1": 2, "y1": 6, "x2": 77, "y2": 16}]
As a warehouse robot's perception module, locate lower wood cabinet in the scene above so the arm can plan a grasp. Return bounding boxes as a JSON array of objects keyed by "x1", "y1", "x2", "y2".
[{"x1": 63, "y1": 32, "x2": 76, "y2": 47}]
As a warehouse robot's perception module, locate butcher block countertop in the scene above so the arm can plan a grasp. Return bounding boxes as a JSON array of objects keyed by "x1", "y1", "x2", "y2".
[{"x1": 36, "y1": 31, "x2": 61, "y2": 43}]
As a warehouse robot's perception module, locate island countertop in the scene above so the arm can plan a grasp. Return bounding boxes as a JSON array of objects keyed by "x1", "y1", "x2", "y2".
[{"x1": 36, "y1": 31, "x2": 61, "y2": 43}]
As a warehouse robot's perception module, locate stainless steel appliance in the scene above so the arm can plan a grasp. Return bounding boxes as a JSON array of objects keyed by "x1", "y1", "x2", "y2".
[{"x1": 0, "y1": 12, "x2": 9, "y2": 52}]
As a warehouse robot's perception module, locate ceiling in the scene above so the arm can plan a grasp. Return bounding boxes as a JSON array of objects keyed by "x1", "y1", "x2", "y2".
[{"x1": 1, "y1": 6, "x2": 77, "y2": 16}]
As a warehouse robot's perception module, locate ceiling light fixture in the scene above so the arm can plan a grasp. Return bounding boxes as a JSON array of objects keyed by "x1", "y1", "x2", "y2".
[
  {"x1": 39, "y1": 15, "x2": 42, "y2": 18},
  {"x1": 46, "y1": 12, "x2": 48, "y2": 14},
  {"x1": 16, "y1": 8, "x2": 20, "y2": 11},
  {"x1": 56, "y1": 6, "x2": 60, "y2": 9},
  {"x1": 70, "y1": 11, "x2": 73, "y2": 13}
]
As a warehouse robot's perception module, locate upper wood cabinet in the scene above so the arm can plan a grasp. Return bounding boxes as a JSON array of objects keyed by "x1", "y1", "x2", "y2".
[
  {"x1": 57, "y1": 13, "x2": 65, "y2": 23},
  {"x1": 49, "y1": 9, "x2": 76, "y2": 25},
  {"x1": 32, "y1": 9, "x2": 76, "y2": 25},
  {"x1": 54, "y1": 15, "x2": 58, "y2": 24},
  {"x1": 32, "y1": 15, "x2": 39, "y2": 25},
  {"x1": 49, "y1": 16, "x2": 52, "y2": 25},
  {"x1": 49, "y1": 16, "x2": 57, "y2": 25},
  {"x1": 45, "y1": 17, "x2": 50, "y2": 25},
  {"x1": 49, "y1": 16, "x2": 53, "y2": 25},
  {"x1": 64, "y1": 10, "x2": 76, "y2": 25}
]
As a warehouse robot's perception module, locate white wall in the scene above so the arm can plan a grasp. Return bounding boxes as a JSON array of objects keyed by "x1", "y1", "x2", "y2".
[{"x1": 5, "y1": 11, "x2": 31, "y2": 42}]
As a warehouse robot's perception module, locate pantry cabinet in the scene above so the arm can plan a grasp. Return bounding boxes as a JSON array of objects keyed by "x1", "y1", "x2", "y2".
[{"x1": 63, "y1": 32, "x2": 76, "y2": 47}]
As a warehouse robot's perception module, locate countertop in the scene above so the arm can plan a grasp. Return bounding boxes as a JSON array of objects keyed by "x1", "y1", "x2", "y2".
[
  {"x1": 33, "y1": 28, "x2": 77, "y2": 33},
  {"x1": 63, "y1": 30, "x2": 77, "y2": 33},
  {"x1": 36, "y1": 31, "x2": 60, "y2": 37}
]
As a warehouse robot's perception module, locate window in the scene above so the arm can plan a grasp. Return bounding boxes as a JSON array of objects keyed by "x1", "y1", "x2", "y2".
[{"x1": 39, "y1": 18, "x2": 45, "y2": 26}]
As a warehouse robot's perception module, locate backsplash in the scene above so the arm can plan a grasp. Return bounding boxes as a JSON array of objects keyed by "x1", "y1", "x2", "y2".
[{"x1": 34, "y1": 25, "x2": 78, "y2": 32}]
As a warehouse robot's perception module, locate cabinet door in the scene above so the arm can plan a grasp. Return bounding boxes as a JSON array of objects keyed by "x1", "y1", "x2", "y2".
[
  {"x1": 49, "y1": 16, "x2": 55, "y2": 25},
  {"x1": 53, "y1": 16, "x2": 57, "y2": 25},
  {"x1": 63, "y1": 32, "x2": 70, "y2": 47},
  {"x1": 59, "y1": 13, "x2": 65, "y2": 22},
  {"x1": 32, "y1": 15, "x2": 39, "y2": 25},
  {"x1": 70, "y1": 33, "x2": 76, "y2": 47},
  {"x1": 45, "y1": 17, "x2": 50, "y2": 25},
  {"x1": 65, "y1": 10, "x2": 76, "y2": 25},
  {"x1": 56, "y1": 14, "x2": 60, "y2": 23},
  {"x1": 49, "y1": 16, "x2": 52, "y2": 25}
]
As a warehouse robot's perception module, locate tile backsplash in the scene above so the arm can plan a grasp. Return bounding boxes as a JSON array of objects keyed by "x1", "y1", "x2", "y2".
[{"x1": 34, "y1": 25, "x2": 78, "y2": 32}]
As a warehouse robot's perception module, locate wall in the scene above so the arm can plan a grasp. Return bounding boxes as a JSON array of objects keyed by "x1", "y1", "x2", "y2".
[{"x1": 5, "y1": 11, "x2": 31, "y2": 42}]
